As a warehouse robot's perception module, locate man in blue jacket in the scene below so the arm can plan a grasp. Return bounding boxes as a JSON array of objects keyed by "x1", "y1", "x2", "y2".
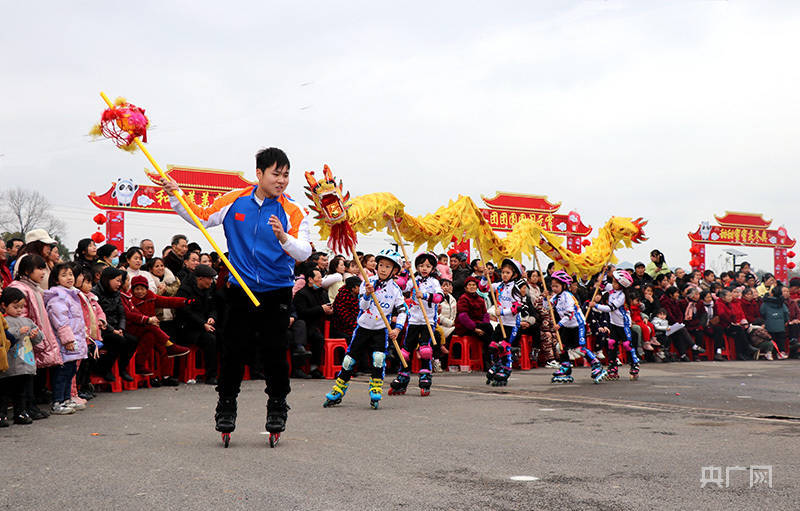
[{"x1": 162, "y1": 147, "x2": 312, "y2": 441}]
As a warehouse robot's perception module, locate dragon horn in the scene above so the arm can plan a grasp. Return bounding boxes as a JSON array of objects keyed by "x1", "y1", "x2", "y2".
[
  {"x1": 323, "y1": 164, "x2": 333, "y2": 181},
  {"x1": 632, "y1": 217, "x2": 649, "y2": 243},
  {"x1": 304, "y1": 171, "x2": 318, "y2": 189}
]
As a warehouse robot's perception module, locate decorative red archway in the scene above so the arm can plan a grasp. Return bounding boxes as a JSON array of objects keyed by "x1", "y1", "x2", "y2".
[
  {"x1": 88, "y1": 166, "x2": 255, "y2": 250},
  {"x1": 688, "y1": 211, "x2": 796, "y2": 282},
  {"x1": 449, "y1": 192, "x2": 593, "y2": 261}
]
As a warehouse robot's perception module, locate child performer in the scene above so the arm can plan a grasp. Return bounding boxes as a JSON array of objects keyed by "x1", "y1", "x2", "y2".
[
  {"x1": 390, "y1": 252, "x2": 443, "y2": 396},
  {"x1": 485, "y1": 258, "x2": 526, "y2": 386},
  {"x1": 324, "y1": 250, "x2": 407, "y2": 409},
  {"x1": 591, "y1": 269, "x2": 640, "y2": 380},
  {"x1": 550, "y1": 270, "x2": 607, "y2": 384}
]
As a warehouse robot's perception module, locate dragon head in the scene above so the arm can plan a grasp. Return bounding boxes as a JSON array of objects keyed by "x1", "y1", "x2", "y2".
[
  {"x1": 304, "y1": 164, "x2": 357, "y2": 255},
  {"x1": 608, "y1": 217, "x2": 649, "y2": 247},
  {"x1": 304, "y1": 164, "x2": 351, "y2": 225}
]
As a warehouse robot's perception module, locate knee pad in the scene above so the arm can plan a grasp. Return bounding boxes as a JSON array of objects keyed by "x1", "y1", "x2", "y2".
[
  {"x1": 418, "y1": 345, "x2": 433, "y2": 360},
  {"x1": 608, "y1": 339, "x2": 616, "y2": 350},
  {"x1": 622, "y1": 341, "x2": 632, "y2": 351},
  {"x1": 400, "y1": 348, "x2": 410, "y2": 361},
  {"x1": 372, "y1": 351, "x2": 385, "y2": 368},
  {"x1": 342, "y1": 355, "x2": 356, "y2": 371}
]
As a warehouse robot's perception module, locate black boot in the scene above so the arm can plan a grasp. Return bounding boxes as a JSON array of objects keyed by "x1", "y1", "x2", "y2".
[
  {"x1": 214, "y1": 396, "x2": 237, "y2": 433},
  {"x1": 266, "y1": 398, "x2": 289, "y2": 433}
]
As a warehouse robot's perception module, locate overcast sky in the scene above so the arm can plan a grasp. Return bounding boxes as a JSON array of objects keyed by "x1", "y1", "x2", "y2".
[{"x1": 2, "y1": 1, "x2": 798, "y2": 274}]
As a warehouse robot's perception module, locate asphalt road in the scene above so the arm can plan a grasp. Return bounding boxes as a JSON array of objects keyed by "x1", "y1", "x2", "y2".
[{"x1": 2, "y1": 360, "x2": 799, "y2": 510}]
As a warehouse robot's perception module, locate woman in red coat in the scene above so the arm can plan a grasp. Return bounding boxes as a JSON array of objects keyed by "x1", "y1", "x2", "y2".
[
  {"x1": 455, "y1": 277, "x2": 493, "y2": 368},
  {"x1": 658, "y1": 286, "x2": 693, "y2": 360},
  {"x1": 715, "y1": 289, "x2": 754, "y2": 360}
]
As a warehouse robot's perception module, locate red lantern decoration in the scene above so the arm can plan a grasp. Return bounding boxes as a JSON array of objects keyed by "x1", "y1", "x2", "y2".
[
  {"x1": 93, "y1": 213, "x2": 107, "y2": 225},
  {"x1": 581, "y1": 239, "x2": 591, "y2": 247},
  {"x1": 789, "y1": 262, "x2": 797, "y2": 270},
  {"x1": 788, "y1": 251, "x2": 796, "y2": 259},
  {"x1": 689, "y1": 246, "x2": 700, "y2": 255},
  {"x1": 91, "y1": 231, "x2": 106, "y2": 244},
  {"x1": 690, "y1": 257, "x2": 701, "y2": 268}
]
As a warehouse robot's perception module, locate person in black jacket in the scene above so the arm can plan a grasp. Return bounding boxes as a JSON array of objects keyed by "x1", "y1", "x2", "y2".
[
  {"x1": 92, "y1": 267, "x2": 139, "y2": 382},
  {"x1": 292, "y1": 268, "x2": 332, "y2": 379},
  {"x1": 176, "y1": 264, "x2": 218, "y2": 384}
]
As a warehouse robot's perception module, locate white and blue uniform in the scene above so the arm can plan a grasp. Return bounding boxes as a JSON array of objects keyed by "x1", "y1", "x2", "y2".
[
  {"x1": 335, "y1": 276, "x2": 408, "y2": 383},
  {"x1": 551, "y1": 291, "x2": 599, "y2": 364},
  {"x1": 593, "y1": 289, "x2": 638, "y2": 365}
]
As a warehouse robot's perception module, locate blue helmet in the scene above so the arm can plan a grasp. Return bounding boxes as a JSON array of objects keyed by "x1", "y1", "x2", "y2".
[{"x1": 375, "y1": 249, "x2": 403, "y2": 272}]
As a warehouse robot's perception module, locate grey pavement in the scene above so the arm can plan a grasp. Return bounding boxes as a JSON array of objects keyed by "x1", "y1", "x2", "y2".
[{"x1": 2, "y1": 360, "x2": 800, "y2": 510}]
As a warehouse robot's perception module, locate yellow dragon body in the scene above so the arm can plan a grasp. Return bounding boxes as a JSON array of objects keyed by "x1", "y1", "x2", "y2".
[{"x1": 305, "y1": 165, "x2": 647, "y2": 278}]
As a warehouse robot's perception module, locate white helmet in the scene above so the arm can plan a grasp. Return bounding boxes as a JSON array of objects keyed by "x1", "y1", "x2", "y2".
[
  {"x1": 375, "y1": 249, "x2": 403, "y2": 272},
  {"x1": 612, "y1": 269, "x2": 633, "y2": 288},
  {"x1": 501, "y1": 258, "x2": 523, "y2": 278}
]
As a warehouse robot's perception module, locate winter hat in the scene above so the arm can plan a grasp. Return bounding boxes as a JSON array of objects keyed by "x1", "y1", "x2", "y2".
[
  {"x1": 194, "y1": 264, "x2": 218, "y2": 278},
  {"x1": 464, "y1": 276, "x2": 480, "y2": 288},
  {"x1": 131, "y1": 275, "x2": 150, "y2": 289}
]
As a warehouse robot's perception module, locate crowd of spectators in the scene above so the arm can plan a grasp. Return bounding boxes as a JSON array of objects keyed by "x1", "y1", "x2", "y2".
[{"x1": 2, "y1": 228, "x2": 799, "y2": 427}]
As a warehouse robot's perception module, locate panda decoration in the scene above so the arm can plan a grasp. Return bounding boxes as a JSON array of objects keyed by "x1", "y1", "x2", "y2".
[
  {"x1": 699, "y1": 221, "x2": 711, "y2": 241},
  {"x1": 111, "y1": 178, "x2": 139, "y2": 207}
]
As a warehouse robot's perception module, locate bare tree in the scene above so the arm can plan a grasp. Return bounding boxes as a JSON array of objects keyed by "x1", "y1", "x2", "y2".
[{"x1": 0, "y1": 187, "x2": 65, "y2": 238}]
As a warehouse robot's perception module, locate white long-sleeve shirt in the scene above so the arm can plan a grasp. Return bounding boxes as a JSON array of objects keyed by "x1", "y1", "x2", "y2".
[{"x1": 357, "y1": 276, "x2": 408, "y2": 330}]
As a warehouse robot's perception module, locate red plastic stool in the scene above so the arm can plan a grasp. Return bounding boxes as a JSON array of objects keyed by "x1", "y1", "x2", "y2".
[
  {"x1": 123, "y1": 353, "x2": 151, "y2": 391},
  {"x1": 177, "y1": 345, "x2": 206, "y2": 383},
  {"x1": 515, "y1": 335, "x2": 536, "y2": 370},
  {"x1": 322, "y1": 337, "x2": 348, "y2": 379},
  {"x1": 89, "y1": 354, "x2": 122, "y2": 393},
  {"x1": 449, "y1": 336, "x2": 483, "y2": 371}
]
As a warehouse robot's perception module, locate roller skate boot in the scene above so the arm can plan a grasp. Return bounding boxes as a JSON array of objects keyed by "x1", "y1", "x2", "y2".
[
  {"x1": 368, "y1": 378, "x2": 383, "y2": 409},
  {"x1": 629, "y1": 361, "x2": 640, "y2": 381},
  {"x1": 323, "y1": 377, "x2": 349, "y2": 407},
  {"x1": 388, "y1": 371, "x2": 410, "y2": 395},
  {"x1": 418, "y1": 370, "x2": 432, "y2": 396},
  {"x1": 214, "y1": 396, "x2": 237, "y2": 447},
  {"x1": 590, "y1": 361, "x2": 607, "y2": 384},
  {"x1": 491, "y1": 366, "x2": 511, "y2": 386},
  {"x1": 486, "y1": 362, "x2": 500, "y2": 385},
  {"x1": 551, "y1": 362, "x2": 574, "y2": 384},
  {"x1": 606, "y1": 359, "x2": 620, "y2": 381},
  {"x1": 266, "y1": 398, "x2": 289, "y2": 447}
]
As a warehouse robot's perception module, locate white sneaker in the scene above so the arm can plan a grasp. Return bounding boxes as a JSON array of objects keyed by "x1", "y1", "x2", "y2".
[
  {"x1": 51, "y1": 402, "x2": 75, "y2": 415},
  {"x1": 432, "y1": 360, "x2": 443, "y2": 373},
  {"x1": 568, "y1": 349, "x2": 582, "y2": 361},
  {"x1": 596, "y1": 351, "x2": 606, "y2": 360},
  {"x1": 545, "y1": 360, "x2": 561, "y2": 369},
  {"x1": 65, "y1": 399, "x2": 86, "y2": 411}
]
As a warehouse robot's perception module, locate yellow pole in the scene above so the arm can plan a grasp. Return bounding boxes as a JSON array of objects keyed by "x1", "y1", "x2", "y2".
[
  {"x1": 532, "y1": 247, "x2": 563, "y2": 352},
  {"x1": 388, "y1": 218, "x2": 437, "y2": 346},
  {"x1": 352, "y1": 255, "x2": 408, "y2": 368},
  {"x1": 474, "y1": 244, "x2": 506, "y2": 338},
  {"x1": 584, "y1": 254, "x2": 615, "y2": 320},
  {"x1": 100, "y1": 92, "x2": 260, "y2": 307}
]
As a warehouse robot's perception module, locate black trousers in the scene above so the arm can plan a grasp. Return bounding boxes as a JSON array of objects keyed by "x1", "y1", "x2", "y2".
[
  {"x1": 97, "y1": 329, "x2": 138, "y2": 373},
  {"x1": 465, "y1": 322, "x2": 494, "y2": 368},
  {"x1": 726, "y1": 325, "x2": 752, "y2": 359},
  {"x1": 218, "y1": 285, "x2": 291, "y2": 400},
  {"x1": 339, "y1": 327, "x2": 387, "y2": 381},
  {"x1": 0, "y1": 375, "x2": 29, "y2": 416}
]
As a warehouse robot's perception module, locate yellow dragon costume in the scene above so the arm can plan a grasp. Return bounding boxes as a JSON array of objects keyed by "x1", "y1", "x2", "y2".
[{"x1": 305, "y1": 165, "x2": 647, "y2": 278}]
